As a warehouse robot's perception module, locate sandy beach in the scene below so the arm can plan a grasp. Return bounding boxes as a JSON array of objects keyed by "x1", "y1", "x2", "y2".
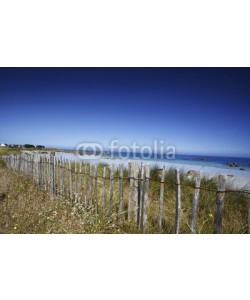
[{"x1": 54, "y1": 152, "x2": 250, "y2": 190}]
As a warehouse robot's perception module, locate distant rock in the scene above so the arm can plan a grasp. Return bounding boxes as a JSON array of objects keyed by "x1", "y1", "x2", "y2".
[
  {"x1": 239, "y1": 168, "x2": 246, "y2": 171},
  {"x1": 227, "y1": 162, "x2": 239, "y2": 167},
  {"x1": 193, "y1": 157, "x2": 208, "y2": 161}
]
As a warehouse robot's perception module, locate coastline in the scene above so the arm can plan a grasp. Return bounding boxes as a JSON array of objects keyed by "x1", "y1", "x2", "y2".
[{"x1": 54, "y1": 152, "x2": 250, "y2": 189}]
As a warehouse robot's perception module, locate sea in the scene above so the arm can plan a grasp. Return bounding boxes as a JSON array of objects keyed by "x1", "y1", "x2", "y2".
[
  {"x1": 38, "y1": 149, "x2": 250, "y2": 187},
  {"x1": 54, "y1": 149, "x2": 250, "y2": 172}
]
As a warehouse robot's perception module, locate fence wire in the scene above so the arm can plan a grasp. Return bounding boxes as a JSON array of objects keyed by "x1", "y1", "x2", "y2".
[{"x1": 3, "y1": 154, "x2": 250, "y2": 195}]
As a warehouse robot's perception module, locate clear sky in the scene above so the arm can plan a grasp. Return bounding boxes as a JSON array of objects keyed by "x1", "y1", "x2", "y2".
[{"x1": 0, "y1": 67, "x2": 249, "y2": 157}]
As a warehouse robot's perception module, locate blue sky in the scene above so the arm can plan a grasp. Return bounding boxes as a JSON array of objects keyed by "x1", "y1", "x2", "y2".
[{"x1": 0, "y1": 68, "x2": 249, "y2": 157}]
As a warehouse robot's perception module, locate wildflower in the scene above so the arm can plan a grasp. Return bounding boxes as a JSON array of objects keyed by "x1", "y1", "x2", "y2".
[
  {"x1": 209, "y1": 213, "x2": 213, "y2": 218},
  {"x1": 13, "y1": 226, "x2": 17, "y2": 230}
]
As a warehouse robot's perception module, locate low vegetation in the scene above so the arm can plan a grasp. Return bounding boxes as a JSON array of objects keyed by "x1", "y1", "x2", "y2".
[{"x1": 0, "y1": 148, "x2": 249, "y2": 234}]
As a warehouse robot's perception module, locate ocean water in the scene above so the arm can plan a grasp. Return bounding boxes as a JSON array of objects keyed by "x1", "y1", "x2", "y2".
[
  {"x1": 54, "y1": 150, "x2": 250, "y2": 172},
  {"x1": 44, "y1": 150, "x2": 250, "y2": 187},
  {"x1": 103, "y1": 153, "x2": 250, "y2": 171}
]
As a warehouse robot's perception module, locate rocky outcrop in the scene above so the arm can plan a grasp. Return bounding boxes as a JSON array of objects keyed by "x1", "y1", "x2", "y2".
[{"x1": 227, "y1": 162, "x2": 239, "y2": 167}]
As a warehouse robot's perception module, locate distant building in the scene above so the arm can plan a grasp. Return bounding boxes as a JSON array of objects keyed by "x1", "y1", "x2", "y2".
[{"x1": 0, "y1": 143, "x2": 8, "y2": 147}]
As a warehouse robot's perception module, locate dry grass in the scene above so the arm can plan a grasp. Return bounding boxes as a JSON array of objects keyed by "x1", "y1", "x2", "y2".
[
  {"x1": 0, "y1": 164, "x2": 130, "y2": 234},
  {"x1": 0, "y1": 148, "x2": 249, "y2": 234}
]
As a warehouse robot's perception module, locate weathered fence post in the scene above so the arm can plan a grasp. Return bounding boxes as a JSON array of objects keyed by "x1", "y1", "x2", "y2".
[
  {"x1": 102, "y1": 167, "x2": 107, "y2": 211},
  {"x1": 45, "y1": 156, "x2": 48, "y2": 191},
  {"x1": 138, "y1": 162, "x2": 145, "y2": 232},
  {"x1": 44, "y1": 157, "x2": 47, "y2": 191},
  {"x1": 128, "y1": 162, "x2": 133, "y2": 221},
  {"x1": 213, "y1": 175, "x2": 226, "y2": 234},
  {"x1": 89, "y1": 164, "x2": 93, "y2": 206},
  {"x1": 77, "y1": 161, "x2": 83, "y2": 202},
  {"x1": 84, "y1": 164, "x2": 87, "y2": 208},
  {"x1": 50, "y1": 153, "x2": 55, "y2": 196},
  {"x1": 75, "y1": 162, "x2": 78, "y2": 202},
  {"x1": 60, "y1": 158, "x2": 64, "y2": 199},
  {"x1": 190, "y1": 171, "x2": 202, "y2": 234},
  {"x1": 94, "y1": 165, "x2": 98, "y2": 219},
  {"x1": 109, "y1": 164, "x2": 114, "y2": 217},
  {"x1": 174, "y1": 169, "x2": 181, "y2": 234},
  {"x1": 38, "y1": 156, "x2": 42, "y2": 187},
  {"x1": 118, "y1": 164, "x2": 124, "y2": 222},
  {"x1": 43, "y1": 156, "x2": 46, "y2": 190},
  {"x1": 78, "y1": 162, "x2": 82, "y2": 202},
  {"x1": 40, "y1": 156, "x2": 43, "y2": 189},
  {"x1": 25, "y1": 154, "x2": 27, "y2": 176},
  {"x1": 128, "y1": 161, "x2": 139, "y2": 222},
  {"x1": 68, "y1": 160, "x2": 73, "y2": 202},
  {"x1": 18, "y1": 154, "x2": 20, "y2": 172},
  {"x1": 142, "y1": 164, "x2": 150, "y2": 233},
  {"x1": 55, "y1": 158, "x2": 58, "y2": 196},
  {"x1": 158, "y1": 167, "x2": 165, "y2": 233},
  {"x1": 31, "y1": 154, "x2": 33, "y2": 180},
  {"x1": 47, "y1": 156, "x2": 50, "y2": 192},
  {"x1": 36, "y1": 155, "x2": 39, "y2": 183}
]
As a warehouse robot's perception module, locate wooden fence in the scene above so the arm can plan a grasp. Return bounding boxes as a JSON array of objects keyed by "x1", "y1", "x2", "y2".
[{"x1": 2, "y1": 152, "x2": 250, "y2": 233}]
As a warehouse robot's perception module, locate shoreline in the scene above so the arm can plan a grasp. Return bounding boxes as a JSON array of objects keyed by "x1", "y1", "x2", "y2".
[
  {"x1": 54, "y1": 152, "x2": 250, "y2": 189},
  {"x1": 8, "y1": 150, "x2": 249, "y2": 189}
]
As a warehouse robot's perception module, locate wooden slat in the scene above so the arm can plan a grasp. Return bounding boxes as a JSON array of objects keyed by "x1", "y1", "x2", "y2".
[
  {"x1": 78, "y1": 162, "x2": 82, "y2": 202},
  {"x1": 158, "y1": 167, "x2": 165, "y2": 233},
  {"x1": 89, "y1": 164, "x2": 93, "y2": 206},
  {"x1": 142, "y1": 164, "x2": 150, "y2": 233},
  {"x1": 128, "y1": 161, "x2": 133, "y2": 221},
  {"x1": 75, "y1": 162, "x2": 78, "y2": 202},
  {"x1": 60, "y1": 158, "x2": 64, "y2": 199},
  {"x1": 118, "y1": 164, "x2": 124, "y2": 222},
  {"x1": 68, "y1": 160, "x2": 73, "y2": 202},
  {"x1": 102, "y1": 167, "x2": 107, "y2": 211},
  {"x1": 128, "y1": 161, "x2": 139, "y2": 222},
  {"x1": 213, "y1": 175, "x2": 226, "y2": 234},
  {"x1": 109, "y1": 164, "x2": 114, "y2": 217},
  {"x1": 138, "y1": 162, "x2": 145, "y2": 232},
  {"x1": 190, "y1": 171, "x2": 202, "y2": 234},
  {"x1": 44, "y1": 157, "x2": 47, "y2": 191},
  {"x1": 84, "y1": 164, "x2": 87, "y2": 208},
  {"x1": 39, "y1": 156, "x2": 42, "y2": 188},
  {"x1": 50, "y1": 154, "x2": 55, "y2": 196},
  {"x1": 174, "y1": 169, "x2": 181, "y2": 234},
  {"x1": 94, "y1": 165, "x2": 98, "y2": 219},
  {"x1": 55, "y1": 156, "x2": 57, "y2": 195}
]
